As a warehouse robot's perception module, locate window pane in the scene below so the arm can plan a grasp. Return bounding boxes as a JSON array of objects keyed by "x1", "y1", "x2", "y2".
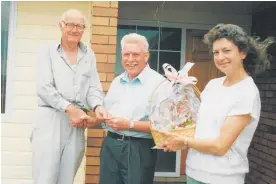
[
  {"x1": 160, "y1": 27, "x2": 181, "y2": 51},
  {"x1": 155, "y1": 150, "x2": 176, "y2": 172},
  {"x1": 137, "y1": 26, "x2": 159, "y2": 50},
  {"x1": 148, "y1": 50, "x2": 158, "y2": 71},
  {"x1": 1, "y1": 1, "x2": 11, "y2": 113},
  {"x1": 115, "y1": 25, "x2": 136, "y2": 76},
  {"x1": 158, "y1": 51, "x2": 181, "y2": 75}
]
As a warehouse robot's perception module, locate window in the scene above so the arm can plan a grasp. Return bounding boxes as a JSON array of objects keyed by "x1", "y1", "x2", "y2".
[
  {"x1": 116, "y1": 25, "x2": 182, "y2": 76},
  {"x1": 1, "y1": 1, "x2": 15, "y2": 115},
  {"x1": 116, "y1": 24, "x2": 182, "y2": 176}
]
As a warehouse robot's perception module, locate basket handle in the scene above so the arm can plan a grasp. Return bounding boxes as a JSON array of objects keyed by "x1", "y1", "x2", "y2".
[{"x1": 148, "y1": 78, "x2": 168, "y2": 104}]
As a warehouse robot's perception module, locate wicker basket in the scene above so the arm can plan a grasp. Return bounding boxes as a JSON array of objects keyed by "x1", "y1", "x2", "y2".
[{"x1": 150, "y1": 84, "x2": 201, "y2": 148}]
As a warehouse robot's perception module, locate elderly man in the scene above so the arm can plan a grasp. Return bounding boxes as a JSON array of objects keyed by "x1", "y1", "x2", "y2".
[
  {"x1": 31, "y1": 9, "x2": 107, "y2": 184},
  {"x1": 83, "y1": 33, "x2": 165, "y2": 184}
]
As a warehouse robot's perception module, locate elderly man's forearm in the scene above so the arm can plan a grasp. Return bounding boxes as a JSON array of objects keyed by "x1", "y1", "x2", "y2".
[{"x1": 37, "y1": 84, "x2": 71, "y2": 112}]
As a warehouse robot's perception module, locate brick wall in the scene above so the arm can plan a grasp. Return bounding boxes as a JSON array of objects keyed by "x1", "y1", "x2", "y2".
[
  {"x1": 245, "y1": 5, "x2": 276, "y2": 184},
  {"x1": 245, "y1": 66, "x2": 276, "y2": 184},
  {"x1": 85, "y1": 1, "x2": 118, "y2": 184}
]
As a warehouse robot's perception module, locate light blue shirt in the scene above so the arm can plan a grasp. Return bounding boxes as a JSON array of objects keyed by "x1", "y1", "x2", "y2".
[{"x1": 103, "y1": 65, "x2": 165, "y2": 138}]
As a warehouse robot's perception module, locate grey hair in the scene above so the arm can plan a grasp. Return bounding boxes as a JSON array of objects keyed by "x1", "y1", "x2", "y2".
[
  {"x1": 60, "y1": 9, "x2": 86, "y2": 25},
  {"x1": 121, "y1": 33, "x2": 149, "y2": 52}
]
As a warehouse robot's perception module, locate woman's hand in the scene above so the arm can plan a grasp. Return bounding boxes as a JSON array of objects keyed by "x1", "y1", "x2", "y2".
[{"x1": 160, "y1": 131, "x2": 188, "y2": 152}]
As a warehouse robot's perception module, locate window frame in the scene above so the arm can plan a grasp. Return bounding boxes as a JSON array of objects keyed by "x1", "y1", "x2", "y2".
[{"x1": 1, "y1": 1, "x2": 17, "y2": 121}]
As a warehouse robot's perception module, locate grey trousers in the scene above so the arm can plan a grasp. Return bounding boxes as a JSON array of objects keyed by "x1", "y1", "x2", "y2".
[{"x1": 31, "y1": 107, "x2": 85, "y2": 184}]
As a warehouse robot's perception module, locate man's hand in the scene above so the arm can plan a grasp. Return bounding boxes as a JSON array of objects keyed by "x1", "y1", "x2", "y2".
[
  {"x1": 95, "y1": 105, "x2": 110, "y2": 120},
  {"x1": 105, "y1": 117, "x2": 130, "y2": 131},
  {"x1": 80, "y1": 114, "x2": 101, "y2": 127},
  {"x1": 66, "y1": 104, "x2": 87, "y2": 128}
]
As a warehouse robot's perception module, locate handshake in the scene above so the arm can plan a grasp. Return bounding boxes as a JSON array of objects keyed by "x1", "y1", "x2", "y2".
[
  {"x1": 66, "y1": 104, "x2": 131, "y2": 131},
  {"x1": 66, "y1": 104, "x2": 111, "y2": 128}
]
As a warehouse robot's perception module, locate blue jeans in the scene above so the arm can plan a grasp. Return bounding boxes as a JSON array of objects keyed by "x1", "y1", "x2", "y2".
[{"x1": 187, "y1": 176, "x2": 207, "y2": 184}]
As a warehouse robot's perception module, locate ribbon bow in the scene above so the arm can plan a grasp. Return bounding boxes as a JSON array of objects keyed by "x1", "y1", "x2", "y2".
[{"x1": 162, "y1": 62, "x2": 197, "y2": 86}]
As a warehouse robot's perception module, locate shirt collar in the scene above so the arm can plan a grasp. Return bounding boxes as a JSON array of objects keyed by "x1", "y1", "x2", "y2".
[
  {"x1": 56, "y1": 40, "x2": 87, "y2": 53},
  {"x1": 120, "y1": 64, "x2": 151, "y2": 85}
]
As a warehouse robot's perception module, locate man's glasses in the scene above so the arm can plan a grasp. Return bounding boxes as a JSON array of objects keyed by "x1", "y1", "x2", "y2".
[{"x1": 62, "y1": 21, "x2": 85, "y2": 31}]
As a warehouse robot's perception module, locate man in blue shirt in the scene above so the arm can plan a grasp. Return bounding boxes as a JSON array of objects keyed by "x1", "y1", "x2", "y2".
[{"x1": 83, "y1": 33, "x2": 164, "y2": 184}]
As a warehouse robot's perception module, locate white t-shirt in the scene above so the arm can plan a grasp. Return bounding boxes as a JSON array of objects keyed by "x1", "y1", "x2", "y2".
[{"x1": 186, "y1": 76, "x2": 261, "y2": 184}]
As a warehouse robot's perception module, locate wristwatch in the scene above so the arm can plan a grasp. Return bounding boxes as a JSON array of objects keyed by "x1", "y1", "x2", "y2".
[{"x1": 129, "y1": 120, "x2": 135, "y2": 130}]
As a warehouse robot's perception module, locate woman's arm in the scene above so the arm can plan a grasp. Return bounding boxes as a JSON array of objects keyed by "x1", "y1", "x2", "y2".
[
  {"x1": 186, "y1": 114, "x2": 251, "y2": 155},
  {"x1": 162, "y1": 114, "x2": 251, "y2": 155}
]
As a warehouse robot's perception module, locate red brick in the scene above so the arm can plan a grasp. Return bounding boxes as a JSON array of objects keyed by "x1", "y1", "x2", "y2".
[
  {"x1": 86, "y1": 156, "x2": 100, "y2": 166},
  {"x1": 109, "y1": 35, "x2": 117, "y2": 44},
  {"x1": 95, "y1": 54, "x2": 108, "y2": 63},
  {"x1": 97, "y1": 63, "x2": 115, "y2": 73},
  {"x1": 109, "y1": 18, "x2": 118, "y2": 26},
  {"x1": 86, "y1": 174, "x2": 99, "y2": 183},
  {"x1": 86, "y1": 166, "x2": 100, "y2": 175},
  {"x1": 106, "y1": 73, "x2": 115, "y2": 81},
  {"x1": 91, "y1": 35, "x2": 109, "y2": 44},
  {"x1": 107, "y1": 54, "x2": 116, "y2": 63},
  {"x1": 87, "y1": 129, "x2": 105, "y2": 138},
  {"x1": 86, "y1": 147, "x2": 101, "y2": 156},
  {"x1": 110, "y1": 1, "x2": 118, "y2": 8},
  {"x1": 93, "y1": 7, "x2": 118, "y2": 17},
  {"x1": 102, "y1": 82, "x2": 111, "y2": 91},
  {"x1": 98, "y1": 72, "x2": 106, "y2": 81},
  {"x1": 92, "y1": 1, "x2": 110, "y2": 7},
  {"x1": 87, "y1": 138, "x2": 103, "y2": 147},
  {"x1": 92, "y1": 44, "x2": 116, "y2": 54},
  {"x1": 92, "y1": 16, "x2": 109, "y2": 26},
  {"x1": 92, "y1": 25, "x2": 117, "y2": 36}
]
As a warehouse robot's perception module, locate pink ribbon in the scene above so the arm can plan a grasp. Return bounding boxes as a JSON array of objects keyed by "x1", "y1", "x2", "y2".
[{"x1": 163, "y1": 62, "x2": 197, "y2": 86}]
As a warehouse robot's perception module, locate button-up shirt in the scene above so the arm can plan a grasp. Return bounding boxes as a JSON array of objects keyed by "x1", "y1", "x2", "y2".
[
  {"x1": 37, "y1": 41, "x2": 103, "y2": 112},
  {"x1": 103, "y1": 65, "x2": 165, "y2": 138}
]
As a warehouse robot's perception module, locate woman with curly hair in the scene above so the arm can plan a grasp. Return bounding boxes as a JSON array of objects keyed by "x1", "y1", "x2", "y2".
[{"x1": 161, "y1": 24, "x2": 275, "y2": 184}]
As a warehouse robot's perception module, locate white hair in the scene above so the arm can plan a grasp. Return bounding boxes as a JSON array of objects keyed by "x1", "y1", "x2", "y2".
[
  {"x1": 121, "y1": 33, "x2": 149, "y2": 52},
  {"x1": 60, "y1": 9, "x2": 86, "y2": 25}
]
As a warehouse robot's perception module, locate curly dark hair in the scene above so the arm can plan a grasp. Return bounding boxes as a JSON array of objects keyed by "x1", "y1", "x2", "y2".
[{"x1": 203, "y1": 23, "x2": 275, "y2": 75}]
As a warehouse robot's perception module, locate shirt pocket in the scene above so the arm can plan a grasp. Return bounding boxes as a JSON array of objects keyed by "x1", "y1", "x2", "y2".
[
  {"x1": 81, "y1": 66, "x2": 92, "y2": 78},
  {"x1": 80, "y1": 67, "x2": 92, "y2": 88}
]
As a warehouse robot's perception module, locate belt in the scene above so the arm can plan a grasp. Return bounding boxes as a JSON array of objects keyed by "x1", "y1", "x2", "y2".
[{"x1": 107, "y1": 131, "x2": 146, "y2": 141}]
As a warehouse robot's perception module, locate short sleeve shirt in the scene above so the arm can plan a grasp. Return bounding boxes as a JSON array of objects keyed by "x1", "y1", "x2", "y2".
[{"x1": 186, "y1": 76, "x2": 261, "y2": 184}]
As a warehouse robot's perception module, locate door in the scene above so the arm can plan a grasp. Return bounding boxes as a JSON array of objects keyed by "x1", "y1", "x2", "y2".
[{"x1": 186, "y1": 29, "x2": 224, "y2": 91}]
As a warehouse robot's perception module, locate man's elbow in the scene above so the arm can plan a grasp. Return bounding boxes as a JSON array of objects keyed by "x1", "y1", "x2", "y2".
[{"x1": 36, "y1": 84, "x2": 49, "y2": 98}]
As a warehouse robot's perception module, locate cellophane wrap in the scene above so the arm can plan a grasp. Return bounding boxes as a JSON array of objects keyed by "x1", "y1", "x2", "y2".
[{"x1": 148, "y1": 63, "x2": 200, "y2": 131}]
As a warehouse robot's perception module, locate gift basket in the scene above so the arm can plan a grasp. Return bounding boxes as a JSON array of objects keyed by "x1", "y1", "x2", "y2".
[{"x1": 149, "y1": 62, "x2": 201, "y2": 148}]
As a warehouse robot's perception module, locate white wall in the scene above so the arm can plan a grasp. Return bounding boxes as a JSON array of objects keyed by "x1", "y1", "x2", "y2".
[{"x1": 1, "y1": 2, "x2": 91, "y2": 184}]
